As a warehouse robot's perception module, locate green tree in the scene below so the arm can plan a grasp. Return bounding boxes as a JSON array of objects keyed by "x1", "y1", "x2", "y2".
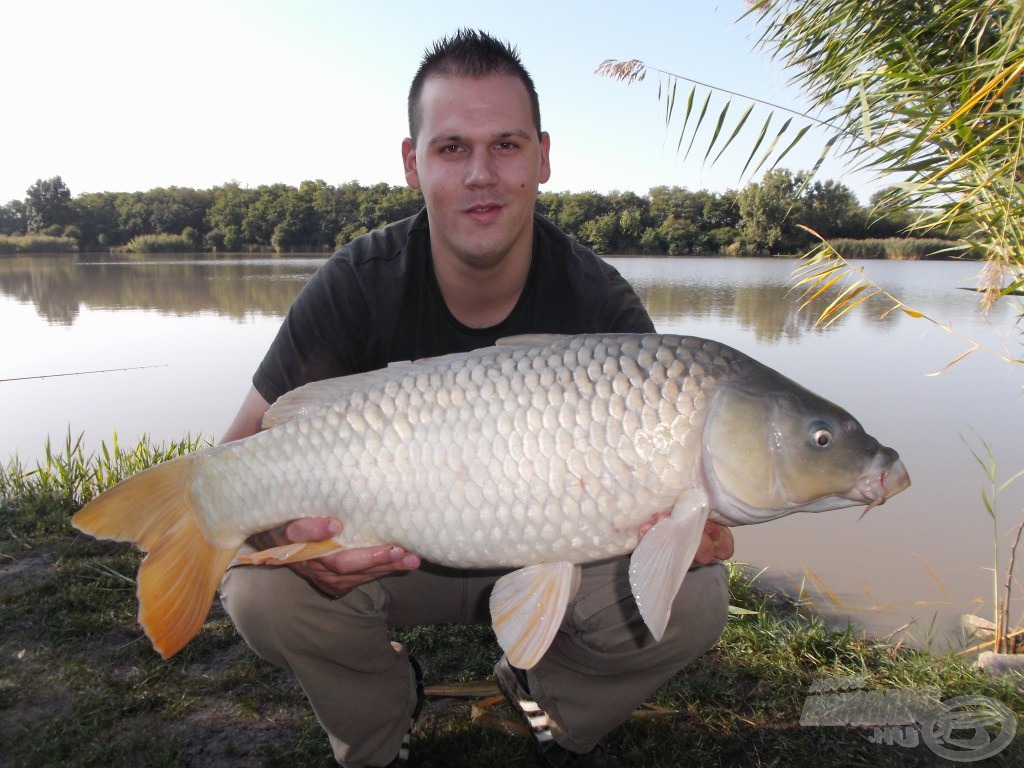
[
  {"x1": 556, "y1": 192, "x2": 610, "y2": 241},
  {"x1": 114, "y1": 192, "x2": 149, "y2": 242},
  {"x1": 618, "y1": 207, "x2": 647, "y2": 252},
  {"x1": 608, "y1": 190, "x2": 650, "y2": 253},
  {"x1": 736, "y1": 169, "x2": 805, "y2": 254},
  {"x1": 207, "y1": 182, "x2": 259, "y2": 241},
  {"x1": 647, "y1": 186, "x2": 690, "y2": 223},
  {"x1": 578, "y1": 211, "x2": 619, "y2": 253},
  {"x1": 697, "y1": 189, "x2": 740, "y2": 253},
  {"x1": 535, "y1": 191, "x2": 562, "y2": 223},
  {"x1": 181, "y1": 226, "x2": 202, "y2": 249},
  {"x1": 656, "y1": 215, "x2": 698, "y2": 256},
  {"x1": 222, "y1": 225, "x2": 244, "y2": 251},
  {"x1": 274, "y1": 180, "x2": 322, "y2": 251},
  {"x1": 25, "y1": 176, "x2": 72, "y2": 233},
  {"x1": 799, "y1": 179, "x2": 864, "y2": 239},
  {"x1": 242, "y1": 184, "x2": 289, "y2": 246},
  {"x1": 73, "y1": 192, "x2": 121, "y2": 247},
  {"x1": 0, "y1": 199, "x2": 27, "y2": 235},
  {"x1": 144, "y1": 186, "x2": 212, "y2": 235},
  {"x1": 334, "y1": 181, "x2": 372, "y2": 245},
  {"x1": 372, "y1": 186, "x2": 422, "y2": 230}
]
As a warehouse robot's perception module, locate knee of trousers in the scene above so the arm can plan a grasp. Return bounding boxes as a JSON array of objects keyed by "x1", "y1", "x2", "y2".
[
  {"x1": 556, "y1": 561, "x2": 729, "y2": 671},
  {"x1": 220, "y1": 564, "x2": 387, "y2": 670},
  {"x1": 659, "y1": 562, "x2": 730, "y2": 663},
  {"x1": 219, "y1": 565, "x2": 299, "y2": 669}
]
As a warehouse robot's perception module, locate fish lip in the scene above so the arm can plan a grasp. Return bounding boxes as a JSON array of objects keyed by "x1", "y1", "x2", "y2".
[
  {"x1": 852, "y1": 477, "x2": 886, "y2": 505},
  {"x1": 852, "y1": 455, "x2": 910, "y2": 518}
]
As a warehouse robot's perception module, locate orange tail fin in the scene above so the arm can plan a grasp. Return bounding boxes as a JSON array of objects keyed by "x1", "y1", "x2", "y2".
[{"x1": 71, "y1": 454, "x2": 238, "y2": 659}]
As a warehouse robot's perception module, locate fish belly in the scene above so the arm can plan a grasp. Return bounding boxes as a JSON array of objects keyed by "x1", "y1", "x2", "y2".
[{"x1": 191, "y1": 335, "x2": 736, "y2": 567}]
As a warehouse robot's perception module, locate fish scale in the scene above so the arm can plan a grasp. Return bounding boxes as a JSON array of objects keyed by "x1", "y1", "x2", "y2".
[
  {"x1": 196, "y1": 335, "x2": 708, "y2": 566},
  {"x1": 72, "y1": 332, "x2": 909, "y2": 664}
]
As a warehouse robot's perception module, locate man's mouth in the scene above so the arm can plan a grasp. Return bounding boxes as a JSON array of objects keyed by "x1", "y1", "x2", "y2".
[{"x1": 465, "y1": 203, "x2": 503, "y2": 222}]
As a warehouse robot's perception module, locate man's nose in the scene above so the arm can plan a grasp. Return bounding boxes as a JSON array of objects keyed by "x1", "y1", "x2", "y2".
[{"x1": 465, "y1": 150, "x2": 497, "y2": 187}]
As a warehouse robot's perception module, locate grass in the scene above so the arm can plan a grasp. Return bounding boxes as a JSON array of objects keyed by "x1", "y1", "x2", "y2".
[
  {"x1": 124, "y1": 234, "x2": 198, "y2": 253},
  {"x1": 826, "y1": 238, "x2": 969, "y2": 261},
  {"x1": 2, "y1": 435, "x2": 1022, "y2": 767},
  {"x1": 0, "y1": 234, "x2": 78, "y2": 254}
]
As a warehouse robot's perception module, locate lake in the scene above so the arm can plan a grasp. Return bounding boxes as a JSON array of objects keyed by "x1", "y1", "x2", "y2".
[{"x1": 2, "y1": 252, "x2": 1022, "y2": 652}]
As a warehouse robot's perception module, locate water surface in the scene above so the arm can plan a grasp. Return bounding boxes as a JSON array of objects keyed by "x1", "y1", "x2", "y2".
[{"x1": 3, "y1": 253, "x2": 1022, "y2": 650}]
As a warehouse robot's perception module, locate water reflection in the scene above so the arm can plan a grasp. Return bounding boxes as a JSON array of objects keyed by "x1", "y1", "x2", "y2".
[
  {"x1": 1, "y1": 253, "x2": 980, "y2": 339},
  {"x1": 622, "y1": 256, "x2": 979, "y2": 342},
  {"x1": 0, "y1": 254, "x2": 324, "y2": 326}
]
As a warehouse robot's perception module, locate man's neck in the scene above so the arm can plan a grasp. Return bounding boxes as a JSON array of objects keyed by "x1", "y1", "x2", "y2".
[{"x1": 432, "y1": 245, "x2": 532, "y2": 329}]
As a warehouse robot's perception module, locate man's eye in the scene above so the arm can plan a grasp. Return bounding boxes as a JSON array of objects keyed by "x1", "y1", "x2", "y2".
[
  {"x1": 496, "y1": 141, "x2": 517, "y2": 151},
  {"x1": 440, "y1": 144, "x2": 462, "y2": 154}
]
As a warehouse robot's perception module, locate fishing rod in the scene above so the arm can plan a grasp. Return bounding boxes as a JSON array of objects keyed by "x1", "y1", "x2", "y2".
[{"x1": 0, "y1": 364, "x2": 168, "y2": 383}]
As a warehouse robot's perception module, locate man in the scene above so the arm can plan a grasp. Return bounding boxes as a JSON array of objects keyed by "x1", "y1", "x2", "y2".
[{"x1": 220, "y1": 29, "x2": 734, "y2": 768}]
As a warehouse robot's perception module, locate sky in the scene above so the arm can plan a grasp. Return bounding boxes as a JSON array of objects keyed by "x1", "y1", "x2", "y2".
[{"x1": 0, "y1": 0, "x2": 884, "y2": 205}]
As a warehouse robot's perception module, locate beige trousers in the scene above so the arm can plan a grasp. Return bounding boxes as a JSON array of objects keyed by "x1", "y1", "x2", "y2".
[{"x1": 220, "y1": 557, "x2": 728, "y2": 767}]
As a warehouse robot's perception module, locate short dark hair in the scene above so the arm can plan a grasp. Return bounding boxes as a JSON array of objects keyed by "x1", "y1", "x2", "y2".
[{"x1": 407, "y1": 29, "x2": 542, "y2": 144}]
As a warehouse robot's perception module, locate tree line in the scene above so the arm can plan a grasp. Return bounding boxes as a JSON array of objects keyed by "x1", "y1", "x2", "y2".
[{"x1": 0, "y1": 171, "x2": 953, "y2": 256}]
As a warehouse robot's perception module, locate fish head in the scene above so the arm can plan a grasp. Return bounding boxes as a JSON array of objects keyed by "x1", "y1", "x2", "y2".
[{"x1": 701, "y1": 367, "x2": 910, "y2": 526}]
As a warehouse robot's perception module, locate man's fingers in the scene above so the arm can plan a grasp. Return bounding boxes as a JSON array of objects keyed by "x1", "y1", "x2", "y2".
[
  {"x1": 702, "y1": 521, "x2": 735, "y2": 561},
  {"x1": 303, "y1": 548, "x2": 422, "y2": 598},
  {"x1": 318, "y1": 545, "x2": 420, "y2": 575}
]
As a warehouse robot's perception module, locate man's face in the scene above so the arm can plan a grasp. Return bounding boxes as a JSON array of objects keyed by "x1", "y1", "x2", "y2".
[{"x1": 402, "y1": 74, "x2": 551, "y2": 270}]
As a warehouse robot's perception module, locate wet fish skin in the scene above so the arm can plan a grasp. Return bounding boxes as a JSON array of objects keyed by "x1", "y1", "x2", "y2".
[
  {"x1": 201, "y1": 334, "x2": 730, "y2": 566},
  {"x1": 71, "y1": 333, "x2": 910, "y2": 666}
]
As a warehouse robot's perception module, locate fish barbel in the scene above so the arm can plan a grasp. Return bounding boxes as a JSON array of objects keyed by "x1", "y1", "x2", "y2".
[{"x1": 72, "y1": 333, "x2": 910, "y2": 666}]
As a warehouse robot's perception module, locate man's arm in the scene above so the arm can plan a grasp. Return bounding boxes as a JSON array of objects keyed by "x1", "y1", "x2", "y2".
[
  {"x1": 222, "y1": 386, "x2": 421, "y2": 597},
  {"x1": 221, "y1": 386, "x2": 272, "y2": 444}
]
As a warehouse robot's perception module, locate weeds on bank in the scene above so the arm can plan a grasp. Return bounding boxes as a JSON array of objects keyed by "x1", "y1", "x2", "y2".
[
  {"x1": 1, "y1": 434, "x2": 1022, "y2": 767},
  {"x1": 0, "y1": 431, "x2": 206, "y2": 537},
  {"x1": 0, "y1": 234, "x2": 77, "y2": 254}
]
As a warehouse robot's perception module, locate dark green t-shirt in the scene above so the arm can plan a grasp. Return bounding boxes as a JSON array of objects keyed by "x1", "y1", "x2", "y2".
[{"x1": 254, "y1": 209, "x2": 654, "y2": 404}]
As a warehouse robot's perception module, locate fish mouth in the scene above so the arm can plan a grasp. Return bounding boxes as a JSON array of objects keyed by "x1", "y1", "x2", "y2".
[{"x1": 853, "y1": 453, "x2": 911, "y2": 518}]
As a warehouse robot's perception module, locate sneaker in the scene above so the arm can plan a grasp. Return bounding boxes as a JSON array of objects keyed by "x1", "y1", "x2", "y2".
[
  {"x1": 493, "y1": 655, "x2": 608, "y2": 768},
  {"x1": 378, "y1": 656, "x2": 426, "y2": 767}
]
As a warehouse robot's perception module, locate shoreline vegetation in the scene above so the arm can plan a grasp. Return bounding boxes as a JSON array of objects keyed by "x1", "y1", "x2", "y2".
[
  {"x1": 2, "y1": 171, "x2": 968, "y2": 259},
  {"x1": 0, "y1": 232, "x2": 964, "y2": 260},
  {"x1": 1, "y1": 433, "x2": 1021, "y2": 766}
]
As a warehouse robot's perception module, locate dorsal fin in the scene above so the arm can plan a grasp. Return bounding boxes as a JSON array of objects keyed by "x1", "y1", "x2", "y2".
[{"x1": 495, "y1": 333, "x2": 566, "y2": 347}]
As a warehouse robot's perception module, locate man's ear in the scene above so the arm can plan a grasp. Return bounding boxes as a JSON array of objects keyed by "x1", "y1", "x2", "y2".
[
  {"x1": 539, "y1": 131, "x2": 552, "y2": 185},
  {"x1": 402, "y1": 138, "x2": 421, "y2": 189}
]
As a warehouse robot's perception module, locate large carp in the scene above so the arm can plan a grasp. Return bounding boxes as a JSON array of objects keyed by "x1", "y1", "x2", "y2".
[{"x1": 72, "y1": 333, "x2": 909, "y2": 667}]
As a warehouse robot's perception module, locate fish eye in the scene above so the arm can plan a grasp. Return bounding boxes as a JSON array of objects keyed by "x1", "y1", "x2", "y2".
[{"x1": 809, "y1": 421, "x2": 834, "y2": 448}]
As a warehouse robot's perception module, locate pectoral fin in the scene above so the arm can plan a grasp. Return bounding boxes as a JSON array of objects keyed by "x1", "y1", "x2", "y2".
[
  {"x1": 236, "y1": 538, "x2": 346, "y2": 565},
  {"x1": 490, "y1": 562, "x2": 580, "y2": 670},
  {"x1": 628, "y1": 504, "x2": 711, "y2": 641}
]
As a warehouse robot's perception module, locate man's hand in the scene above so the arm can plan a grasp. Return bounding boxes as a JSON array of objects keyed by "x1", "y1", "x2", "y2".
[
  {"x1": 693, "y1": 520, "x2": 734, "y2": 565},
  {"x1": 249, "y1": 517, "x2": 421, "y2": 599}
]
